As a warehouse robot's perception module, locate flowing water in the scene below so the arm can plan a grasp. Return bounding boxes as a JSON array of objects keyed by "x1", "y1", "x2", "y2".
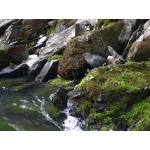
[{"x1": 0, "y1": 78, "x2": 84, "y2": 131}]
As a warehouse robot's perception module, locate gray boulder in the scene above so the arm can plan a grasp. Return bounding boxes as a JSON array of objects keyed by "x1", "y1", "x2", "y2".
[
  {"x1": 36, "y1": 59, "x2": 59, "y2": 82},
  {"x1": 0, "y1": 63, "x2": 29, "y2": 78},
  {"x1": 39, "y1": 25, "x2": 75, "y2": 57},
  {"x1": 127, "y1": 20, "x2": 150, "y2": 61}
]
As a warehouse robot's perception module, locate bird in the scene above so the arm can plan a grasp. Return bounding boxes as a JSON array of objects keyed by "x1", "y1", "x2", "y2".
[{"x1": 82, "y1": 52, "x2": 108, "y2": 68}]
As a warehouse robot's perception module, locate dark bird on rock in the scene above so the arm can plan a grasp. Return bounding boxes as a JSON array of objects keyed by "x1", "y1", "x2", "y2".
[{"x1": 82, "y1": 52, "x2": 108, "y2": 68}]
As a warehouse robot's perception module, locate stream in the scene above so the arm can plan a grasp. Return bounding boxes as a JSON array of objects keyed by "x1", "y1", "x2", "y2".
[{"x1": 0, "y1": 78, "x2": 84, "y2": 131}]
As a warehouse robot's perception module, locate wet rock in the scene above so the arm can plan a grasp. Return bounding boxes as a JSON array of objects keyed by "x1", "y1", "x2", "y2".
[
  {"x1": 36, "y1": 59, "x2": 59, "y2": 82},
  {"x1": 127, "y1": 20, "x2": 150, "y2": 61},
  {"x1": 0, "y1": 63, "x2": 29, "y2": 78},
  {"x1": 49, "y1": 87, "x2": 69, "y2": 110}
]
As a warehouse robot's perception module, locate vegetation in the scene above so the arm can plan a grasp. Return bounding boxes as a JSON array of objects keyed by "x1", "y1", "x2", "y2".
[
  {"x1": 46, "y1": 19, "x2": 58, "y2": 35},
  {"x1": 71, "y1": 61, "x2": 150, "y2": 130},
  {"x1": 47, "y1": 54, "x2": 63, "y2": 62}
]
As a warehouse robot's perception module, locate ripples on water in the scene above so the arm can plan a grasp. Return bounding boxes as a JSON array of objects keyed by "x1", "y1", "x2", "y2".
[{"x1": 0, "y1": 78, "x2": 84, "y2": 131}]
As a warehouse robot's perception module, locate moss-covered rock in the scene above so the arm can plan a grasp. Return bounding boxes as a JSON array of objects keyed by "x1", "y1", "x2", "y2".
[
  {"x1": 70, "y1": 61, "x2": 150, "y2": 130},
  {"x1": 128, "y1": 39, "x2": 150, "y2": 62},
  {"x1": 50, "y1": 87, "x2": 69, "y2": 110},
  {"x1": 58, "y1": 45, "x2": 91, "y2": 79},
  {"x1": 97, "y1": 19, "x2": 120, "y2": 29},
  {"x1": 58, "y1": 21, "x2": 124, "y2": 79}
]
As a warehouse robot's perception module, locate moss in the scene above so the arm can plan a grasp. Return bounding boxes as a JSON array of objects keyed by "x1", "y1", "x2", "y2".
[
  {"x1": 119, "y1": 97, "x2": 150, "y2": 131},
  {"x1": 61, "y1": 19, "x2": 77, "y2": 28},
  {"x1": 47, "y1": 54, "x2": 63, "y2": 62},
  {"x1": 46, "y1": 20, "x2": 58, "y2": 35},
  {"x1": 48, "y1": 76, "x2": 73, "y2": 90},
  {"x1": 58, "y1": 43, "x2": 90, "y2": 79},
  {"x1": 128, "y1": 41, "x2": 150, "y2": 62},
  {"x1": 97, "y1": 19, "x2": 115, "y2": 29},
  {"x1": 72, "y1": 61, "x2": 150, "y2": 130}
]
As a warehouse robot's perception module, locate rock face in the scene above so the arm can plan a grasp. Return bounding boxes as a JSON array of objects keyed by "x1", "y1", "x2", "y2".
[
  {"x1": 39, "y1": 19, "x2": 98, "y2": 57},
  {"x1": 128, "y1": 20, "x2": 150, "y2": 61},
  {"x1": 0, "y1": 19, "x2": 50, "y2": 70},
  {"x1": 39, "y1": 25, "x2": 75, "y2": 57},
  {"x1": 36, "y1": 59, "x2": 59, "y2": 82}
]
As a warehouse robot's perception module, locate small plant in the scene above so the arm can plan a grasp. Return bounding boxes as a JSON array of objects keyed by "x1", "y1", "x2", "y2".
[
  {"x1": 47, "y1": 54, "x2": 63, "y2": 62},
  {"x1": 46, "y1": 19, "x2": 58, "y2": 35}
]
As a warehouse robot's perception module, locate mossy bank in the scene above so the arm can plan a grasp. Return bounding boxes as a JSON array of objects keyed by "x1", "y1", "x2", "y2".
[{"x1": 70, "y1": 61, "x2": 150, "y2": 131}]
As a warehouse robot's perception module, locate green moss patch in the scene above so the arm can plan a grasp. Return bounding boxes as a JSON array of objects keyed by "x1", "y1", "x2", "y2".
[
  {"x1": 46, "y1": 20, "x2": 58, "y2": 35},
  {"x1": 72, "y1": 61, "x2": 150, "y2": 130},
  {"x1": 47, "y1": 54, "x2": 63, "y2": 62},
  {"x1": 119, "y1": 97, "x2": 150, "y2": 131}
]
